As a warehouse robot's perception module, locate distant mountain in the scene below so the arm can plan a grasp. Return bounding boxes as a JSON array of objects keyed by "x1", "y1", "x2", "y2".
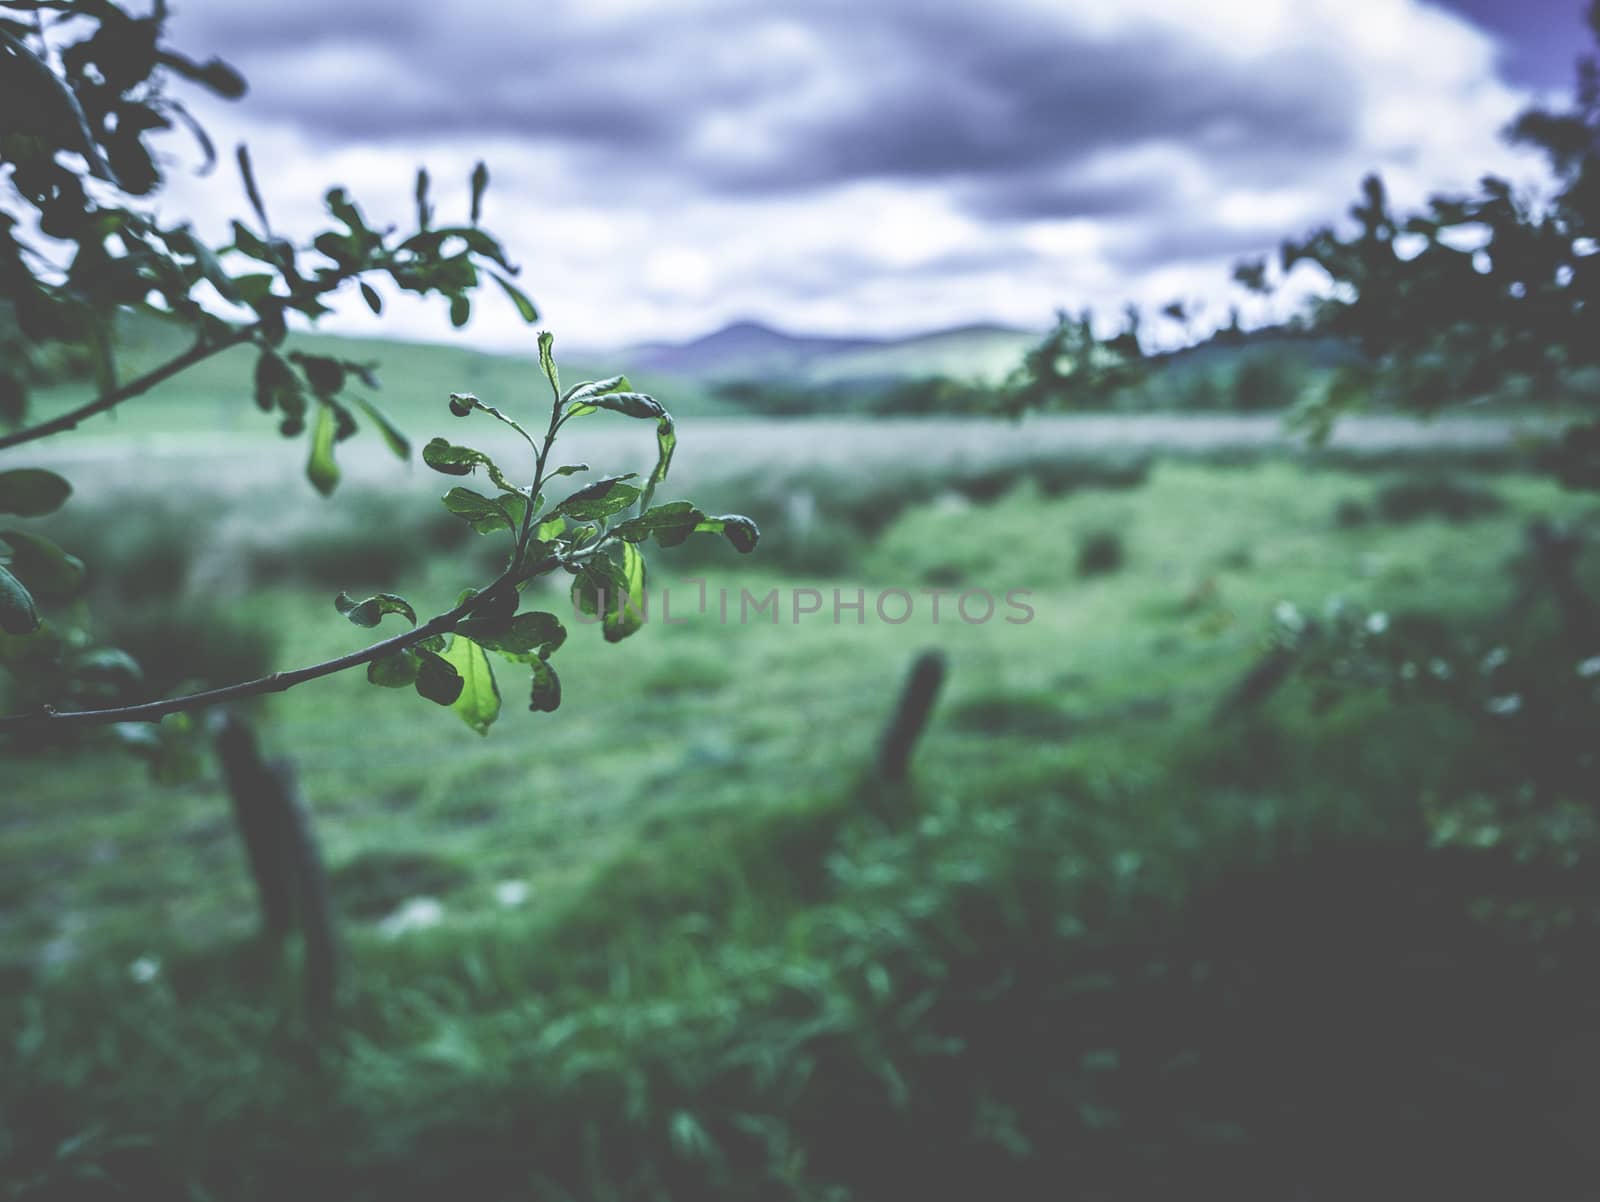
[
  {"x1": 616, "y1": 319, "x2": 1040, "y2": 386},
  {"x1": 620, "y1": 320, "x2": 879, "y2": 380}
]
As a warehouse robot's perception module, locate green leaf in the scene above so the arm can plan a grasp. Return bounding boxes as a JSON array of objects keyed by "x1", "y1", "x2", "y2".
[
  {"x1": 694, "y1": 514, "x2": 761, "y2": 553},
  {"x1": 528, "y1": 657, "x2": 562, "y2": 712},
  {"x1": 441, "y1": 486, "x2": 520, "y2": 534},
  {"x1": 1, "y1": 27, "x2": 119, "y2": 184},
  {"x1": 590, "y1": 392, "x2": 665, "y2": 420},
  {"x1": 449, "y1": 294, "x2": 471, "y2": 328},
  {"x1": 290, "y1": 353, "x2": 344, "y2": 397},
  {"x1": 612, "y1": 501, "x2": 703, "y2": 546},
  {"x1": 402, "y1": 225, "x2": 509, "y2": 267},
  {"x1": 167, "y1": 52, "x2": 248, "y2": 99},
  {"x1": 0, "y1": 531, "x2": 85, "y2": 599},
  {"x1": 457, "y1": 611, "x2": 566, "y2": 661},
  {"x1": 604, "y1": 542, "x2": 647, "y2": 643},
  {"x1": 306, "y1": 403, "x2": 340, "y2": 496},
  {"x1": 640, "y1": 414, "x2": 676, "y2": 514},
  {"x1": 0, "y1": 563, "x2": 39, "y2": 635},
  {"x1": 538, "y1": 331, "x2": 559, "y2": 397},
  {"x1": 554, "y1": 475, "x2": 640, "y2": 520},
  {"x1": 237, "y1": 144, "x2": 270, "y2": 231},
  {"x1": 232, "y1": 273, "x2": 275, "y2": 307},
  {"x1": 490, "y1": 272, "x2": 537, "y2": 324},
  {"x1": 560, "y1": 376, "x2": 631, "y2": 405},
  {"x1": 347, "y1": 361, "x2": 382, "y2": 391},
  {"x1": 368, "y1": 650, "x2": 420, "y2": 687},
  {"x1": 571, "y1": 558, "x2": 625, "y2": 622},
  {"x1": 0, "y1": 469, "x2": 71, "y2": 517},
  {"x1": 421, "y1": 438, "x2": 515, "y2": 492},
  {"x1": 360, "y1": 281, "x2": 383, "y2": 314},
  {"x1": 504, "y1": 493, "x2": 531, "y2": 532},
  {"x1": 352, "y1": 396, "x2": 410, "y2": 459},
  {"x1": 514, "y1": 541, "x2": 558, "y2": 580},
  {"x1": 254, "y1": 346, "x2": 299, "y2": 415},
  {"x1": 415, "y1": 167, "x2": 432, "y2": 230},
  {"x1": 414, "y1": 647, "x2": 463, "y2": 706},
  {"x1": 335, "y1": 592, "x2": 417, "y2": 628},
  {"x1": 231, "y1": 219, "x2": 274, "y2": 263},
  {"x1": 471, "y1": 161, "x2": 489, "y2": 225},
  {"x1": 169, "y1": 227, "x2": 240, "y2": 303},
  {"x1": 442, "y1": 635, "x2": 501, "y2": 736},
  {"x1": 456, "y1": 583, "x2": 520, "y2": 630},
  {"x1": 115, "y1": 714, "x2": 204, "y2": 786},
  {"x1": 71, "y1": 647, "x2": 142, "y2": 686},
  {"x1": 550, "y1": 463, "x2": 589, "y2": 478}
]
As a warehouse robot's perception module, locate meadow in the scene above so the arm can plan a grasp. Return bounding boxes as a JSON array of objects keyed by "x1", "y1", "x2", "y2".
[{"x1": 5, "y1": 344, "x2": 1600, "y2": 1199}]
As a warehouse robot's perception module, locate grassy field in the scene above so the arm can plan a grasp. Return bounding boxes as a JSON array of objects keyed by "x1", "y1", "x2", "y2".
[{"x1": 6, "y1": 380, "x2": 1600, "y2": 1196}]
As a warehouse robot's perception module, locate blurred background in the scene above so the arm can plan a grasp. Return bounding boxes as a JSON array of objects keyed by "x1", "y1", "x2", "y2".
[{"x1": 5, "y1": 1, "x2": 1600, "y2": 1198}]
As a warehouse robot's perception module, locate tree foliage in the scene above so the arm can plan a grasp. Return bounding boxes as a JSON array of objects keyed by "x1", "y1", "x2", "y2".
[
  {"x1": 0, "y1": 2, "x2": 756, "y2": 750},
  {"x1": 1256, "y1": 5, "x2": 1600, "y2": 462},
  {"x1": 1005, "y1": 2, "x2": 1600, "y2": 820},
  {"x1": 1009, "y1": 3, "x2": 1600, "y2": 451}
]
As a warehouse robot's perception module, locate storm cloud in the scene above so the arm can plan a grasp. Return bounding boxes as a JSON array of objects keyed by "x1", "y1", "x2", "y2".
[{"x1": 155, "y1": 0, "x2": 1546, "y2": 348}]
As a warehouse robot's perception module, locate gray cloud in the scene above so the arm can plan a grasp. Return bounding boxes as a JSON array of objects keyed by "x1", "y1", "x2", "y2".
[
  {"x1": 170, "y1": 5, "x2": 792, "y2": 151},
  {"x1": 727, "y1": 15, "x2": 1356, "y2": 194},
  {"x1": 1104, "y1": 221, "x2": 1302, "y2": 273},
  {"x1": 171, "y1": 1, "x2": 1360, "y2": 221},
  {"x1": 152, "y1": 1, "x2": 1531, "y2": 347}
]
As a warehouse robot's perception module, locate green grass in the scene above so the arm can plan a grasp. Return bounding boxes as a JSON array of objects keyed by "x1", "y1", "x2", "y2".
[
  {"x1": 6, "y1": 448, "x2": 1600, "y2": 1198},
  {"x1": 17, "y1": 316, "x2": 741, "y2": 444},
  {"x1": 8, "y1": 456, "x2": 1595, "y2": 971},
  {"x1": 809, "y1": 324, "x2": 1040, "y2": 386}
]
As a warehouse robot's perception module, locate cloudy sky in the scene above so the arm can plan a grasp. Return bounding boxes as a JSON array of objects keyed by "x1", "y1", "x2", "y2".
[{"x1": 154, "y1": 0, "x2": 1584, "y2": 351}]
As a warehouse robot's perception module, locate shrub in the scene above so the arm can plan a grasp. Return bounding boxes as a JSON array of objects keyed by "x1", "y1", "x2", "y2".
[
  {"x1": 1231, "y1": 349, "x2": 1301, "y2": 411},
  {"x1": 1077, "y1": 529, "x2": 1126, "y2": 577},
  {"x1": 1374, "y1": 475, "x2": 1504, "y2": 523}
]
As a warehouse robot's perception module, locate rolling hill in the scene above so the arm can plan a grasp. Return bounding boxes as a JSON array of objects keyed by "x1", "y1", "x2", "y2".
[{"x1": 616, "y1": 320, "x2": 1041, "y2": 387}]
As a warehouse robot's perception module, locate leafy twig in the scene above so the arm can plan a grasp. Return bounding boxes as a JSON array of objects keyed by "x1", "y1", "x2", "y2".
[{"x1": 0, "y1": 554, "x2": 557, "y2": 731}]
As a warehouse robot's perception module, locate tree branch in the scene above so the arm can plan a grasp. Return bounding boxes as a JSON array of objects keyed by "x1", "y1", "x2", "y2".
[
  {"x1": 0, "y1": 324, "x2": 255, "y2": 451},
  {"x1": 0, "y1": 556, "x2": 559, "y2": 732}
]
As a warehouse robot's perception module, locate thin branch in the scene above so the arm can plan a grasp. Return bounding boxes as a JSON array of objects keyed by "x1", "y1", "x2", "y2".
[
  {"x1": 0, "y1": 555, "x2": 560, "y2": 732},
  {"x1": 0, "y1": 324, "x2": 255, "y2": 451}
]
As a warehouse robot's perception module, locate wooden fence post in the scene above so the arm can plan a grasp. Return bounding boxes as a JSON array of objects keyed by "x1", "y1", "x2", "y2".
[
  {"x1": 876, "y1": 650, "x2": 947, "y2": 784},
  {"x1": 216, "y1": 714, "x2": 296, "y2": 937},
  {"x1": 266, "y1": 756, "x2": 339, "y2": 1029},
  {"x1": 1511, "y1": 520, "x2": 1598, "y2": 650},
  {"x1": 1212, "y1": 643, "x2": 1299, "y2": 724},
  {"x1": 216, "y1": 713, "x2": 340, "y2": 1028}
]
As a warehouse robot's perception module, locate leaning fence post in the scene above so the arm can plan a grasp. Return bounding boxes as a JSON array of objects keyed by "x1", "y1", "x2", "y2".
[
  {"x1": 1212, "y1": 642, "x2": 1299, "y2": 724},
  {"x1": 217, "y1": 714, "x2": 296, "y2": 937},
  {"x1": 216, "y1": 713, "x2": 340, "y2": 1029},
  {"x1": 266, "y1": 756, "x2": 340, "y2": 1029},
  {"x1": 876, "y1": 650, "x2": 947, "y2": 784}
]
